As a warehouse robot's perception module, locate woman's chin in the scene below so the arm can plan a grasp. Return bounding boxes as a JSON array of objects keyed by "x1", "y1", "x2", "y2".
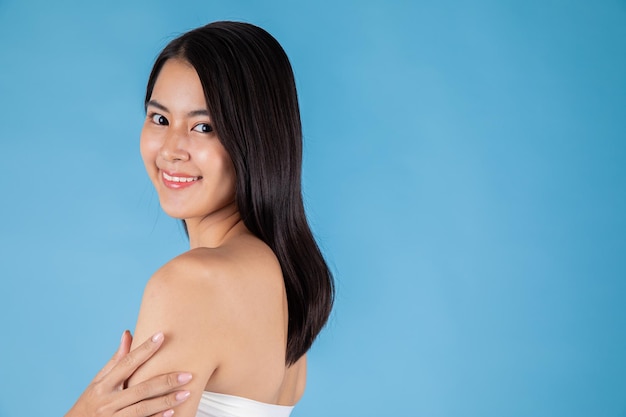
[{"x1": 159, "y1": 205, "x2": 190, "y2": 220}]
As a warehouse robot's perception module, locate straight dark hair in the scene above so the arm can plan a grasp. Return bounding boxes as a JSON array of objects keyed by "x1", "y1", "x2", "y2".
[{"x1": 144, "y1": 21, "x2": 334, "y2": 365}]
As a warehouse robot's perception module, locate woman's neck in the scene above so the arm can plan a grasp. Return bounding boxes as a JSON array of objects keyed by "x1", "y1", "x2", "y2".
[{"x1": 185, "y1": 203, "x2": 246, "y2": 249}]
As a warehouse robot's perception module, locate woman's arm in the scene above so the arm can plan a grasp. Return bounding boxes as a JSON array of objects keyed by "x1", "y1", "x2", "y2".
[
  {"x1": 65, "y1": 331, "x2": 193, "y2": 417},
  {"x1": 127, "y1": 251, "x2": 232, "y2": 417}
]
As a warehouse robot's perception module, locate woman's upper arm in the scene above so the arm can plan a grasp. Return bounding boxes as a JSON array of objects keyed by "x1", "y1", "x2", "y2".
[{"x1": 127, "y1": 253, "x2": 230, "y2": 417}]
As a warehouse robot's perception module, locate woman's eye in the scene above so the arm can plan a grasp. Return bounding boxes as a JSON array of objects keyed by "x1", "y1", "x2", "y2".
[
  {"x1": 150, "y1": 113, "x2": 169, "y2": 125},
  {"x1": 193, "y1": 123, "x2": 214, "y2": 133}
]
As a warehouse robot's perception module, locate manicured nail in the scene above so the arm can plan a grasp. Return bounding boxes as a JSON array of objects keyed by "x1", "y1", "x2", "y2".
[
  {"x1": 163, "y1": 410, "x2": 174, "y2": 417},
  {"x1": 152, "y1": 332, "x2": 164, "y2": 343},
  {"x1": 176, "y1": 391, "x2": 191, "y2": 401},
  {"x1": 178, "y1": 373, "x2": 193, "y2": 384}
]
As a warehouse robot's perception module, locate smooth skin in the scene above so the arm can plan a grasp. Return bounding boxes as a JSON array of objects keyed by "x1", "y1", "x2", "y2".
[
  {"x1": 65, "y1": 331, "x2": 193, "y2": 417},
  {"x1": 127, "y1": 58, "x2": 306, "y2": 417}
]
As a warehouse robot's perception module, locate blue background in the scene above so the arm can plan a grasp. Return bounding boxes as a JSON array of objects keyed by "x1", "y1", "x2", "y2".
[{"x1": 1, "y1": 1, "x2": 625, "y2": 416}]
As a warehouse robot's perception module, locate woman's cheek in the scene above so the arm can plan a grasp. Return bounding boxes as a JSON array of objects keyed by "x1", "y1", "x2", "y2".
[{"x1": 140, "y1": 129, "x2": 160, "y2": 167}]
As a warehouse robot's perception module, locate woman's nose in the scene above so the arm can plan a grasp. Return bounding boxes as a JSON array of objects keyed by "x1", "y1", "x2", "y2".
[{"x1": 160, "y1": 131, "x2": 190, "y2": 162}]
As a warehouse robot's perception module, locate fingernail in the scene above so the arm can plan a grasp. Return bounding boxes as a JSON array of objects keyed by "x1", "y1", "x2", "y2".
[
  {"x1": 163, "y1": 410, "x2": 174, "y2": 417},
  {"x1": 152, "y1": 332, "x2": 164, "y2": 343},
  {"x1": 178, "y1": 373, "x2": 193, "y2": 384},
  {"x1": 176, "y1": 391, "x2": 191, "y2": 401}
]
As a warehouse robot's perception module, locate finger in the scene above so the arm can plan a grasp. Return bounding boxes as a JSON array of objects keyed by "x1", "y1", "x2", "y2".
[
  {"x1": 151, "y1": 410, "x2": 175, "y2": 417},
  {"x1": 104, "y1": 332, "x2": 165, "y2": 389},
  {"x1": 93, "y1": 330, "x2": 131, "y2": 382},
  {"x1": 116, "y1": 330, "x2": 133, "y2": 360},
  {"x1": 116, "y1": 389, "x2": 191, "y2": 417},
  {"x1": 112, "y1": 372, "x2": 192, "y2": 409},
  {"x1": 112, "y1": 331, "x2": 134, "y2": 390}
]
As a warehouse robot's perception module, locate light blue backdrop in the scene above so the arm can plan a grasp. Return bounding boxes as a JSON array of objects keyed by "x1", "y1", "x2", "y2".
[{"x1": 1, "y1": 1, "x2": 625, "y2": 416}]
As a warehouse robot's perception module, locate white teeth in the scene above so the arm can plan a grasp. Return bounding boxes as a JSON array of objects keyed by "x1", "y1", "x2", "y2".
[{"x1": 163, "y1": 172, "x2": 199, "y2": 183}]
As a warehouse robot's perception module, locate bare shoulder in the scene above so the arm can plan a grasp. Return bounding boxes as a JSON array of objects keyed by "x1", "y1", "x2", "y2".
[
  {"x1": 153, "y1": 244, "x2": 237, "y2": 284},
  {"x1": 139, "y1": 248, "x2": 235, "y2": 329},
  {"x1": 128, "y1": 250, "x2": 233, "y2": 359},
  {"x1": 126, "y1": 248, "x2": 243, "y2": 416},
  {"x1": 129, "y1": 234, "x2": 289, "y2": 406},
  {"x1": 136, "y1": 238, "x2": 283, "y2": 351},
  {"x1": 154, "y1": 235, "x2": 284, "y2": 297},
  {"x1": 145, "y1": 235, "x2": 280, "y2": 296}
]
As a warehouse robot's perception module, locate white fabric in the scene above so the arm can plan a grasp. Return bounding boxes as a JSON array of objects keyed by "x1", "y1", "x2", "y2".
[{"x1": 196, "y1": 391, "x2": 295, "y2": 417}]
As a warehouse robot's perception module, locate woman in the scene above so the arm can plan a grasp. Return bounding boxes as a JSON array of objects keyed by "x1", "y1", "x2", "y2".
[{"x1": 68, "y1": 21, "x2": 334, "y2": 417}]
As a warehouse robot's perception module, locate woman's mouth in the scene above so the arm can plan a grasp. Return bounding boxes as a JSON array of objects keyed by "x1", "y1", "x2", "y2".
[{"x1": 162, "y1": 171, "x2": 202, "y2": 189}]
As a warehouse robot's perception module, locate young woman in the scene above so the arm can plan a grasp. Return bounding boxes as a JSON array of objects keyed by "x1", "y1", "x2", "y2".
[{"x1": 67, "y1": 21, "x2": 334, "y2": 417}]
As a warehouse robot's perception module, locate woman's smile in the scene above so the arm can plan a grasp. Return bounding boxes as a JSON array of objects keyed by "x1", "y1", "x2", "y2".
[{"x1": 161, "y1": 171, "x2": 203, "y2": 189}]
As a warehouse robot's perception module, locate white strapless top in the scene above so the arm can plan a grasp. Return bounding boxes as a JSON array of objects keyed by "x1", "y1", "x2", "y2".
[{"x1": 196, "y1": 391, "x2": 295, "y2": 417}]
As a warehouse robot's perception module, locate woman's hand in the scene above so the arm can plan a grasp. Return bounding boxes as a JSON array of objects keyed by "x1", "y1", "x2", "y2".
[{"x1": 65, "y1": 330, "x2": 193, "y2": 417}]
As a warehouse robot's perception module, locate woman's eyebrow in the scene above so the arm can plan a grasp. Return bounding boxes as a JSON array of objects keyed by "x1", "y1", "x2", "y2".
[
  {"x1": 187, "y1": 109, "x2": 211, "y2": 117},
  {"x1": 147, "y1": 99, "x2": 210, "y2": 118},
  {"x1": 147, "y1": 99, "x2": 168, "y2": 112}
]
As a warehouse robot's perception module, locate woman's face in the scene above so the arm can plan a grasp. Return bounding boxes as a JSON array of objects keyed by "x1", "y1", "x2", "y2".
[{"x1": 140, "y1": 59, "x2": 236, "y2": 221}]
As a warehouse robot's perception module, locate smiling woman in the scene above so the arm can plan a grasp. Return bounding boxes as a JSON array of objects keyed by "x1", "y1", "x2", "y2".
[{"x1": 65, "y1": 20, "x2": 334, "y2": 417}]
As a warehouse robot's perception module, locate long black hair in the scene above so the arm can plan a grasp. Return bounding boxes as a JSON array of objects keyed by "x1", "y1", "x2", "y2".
[{"x1": 144, "y1": 21, "x2": 334, "y2": 365}]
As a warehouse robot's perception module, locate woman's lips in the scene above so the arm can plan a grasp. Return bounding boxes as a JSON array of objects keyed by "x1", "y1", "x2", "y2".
[{"x1": 161, "y1": 171, "x2": 202, "y2": 189}]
